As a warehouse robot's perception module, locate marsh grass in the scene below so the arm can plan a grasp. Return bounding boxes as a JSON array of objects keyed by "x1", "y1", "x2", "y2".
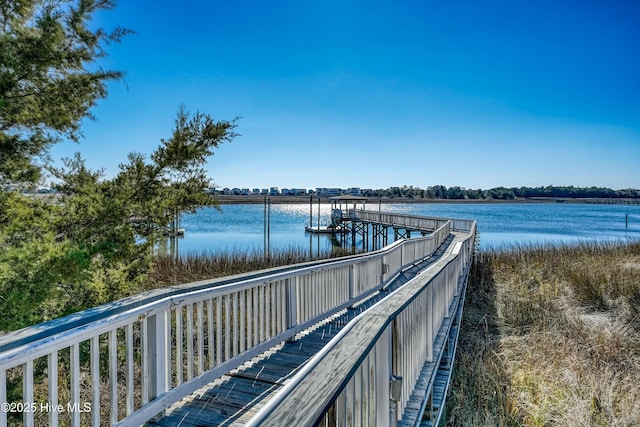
[
  {"x1": 447, "y1": 240, "x2": 640, "y2": 426},
  {"x1": 145, "y1": 246, "x2": 353, "y2": 289}
]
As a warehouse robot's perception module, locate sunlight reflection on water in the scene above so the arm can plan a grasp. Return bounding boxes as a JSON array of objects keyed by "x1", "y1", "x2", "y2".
[{"x1": 175, "y1": 202, "x2": 640, "y2": 255}]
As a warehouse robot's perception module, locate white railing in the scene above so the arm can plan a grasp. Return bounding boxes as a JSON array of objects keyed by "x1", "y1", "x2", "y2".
[
  {"x1": 0, "y1": 215, "x2": 452, "y2": 427},
  {"x1": 246, "y1": 221, "x2": 476, "y2": 427},
  {"x1": 349, "y1": 210, "x2": 451, "y2": 232}
]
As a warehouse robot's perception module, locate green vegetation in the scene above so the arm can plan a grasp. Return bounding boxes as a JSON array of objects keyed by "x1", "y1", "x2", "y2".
[
  {"x1": 0, "y1": 1, "x2": 237, "y2": 332},
  {"x1": 0, "y1": 0, "x2": 129, "y2": 185},
  {"x1": 363, "y1": 185, "x2": 640, "y2": 200},
  {"x1": 446, "y1": 241, "x2": 640, "y2": 426},
  {"x1": 0, "y1": 109, "x2": 236, "y2": 332}
]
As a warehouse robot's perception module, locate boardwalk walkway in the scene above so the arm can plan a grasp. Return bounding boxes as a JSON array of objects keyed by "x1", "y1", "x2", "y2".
[
  {"x1": 148, "y1": 235, "x2": 456, "y2": 426},
  {"x1": 0, "y1": 211, "x2": 475, "y2": 427}
]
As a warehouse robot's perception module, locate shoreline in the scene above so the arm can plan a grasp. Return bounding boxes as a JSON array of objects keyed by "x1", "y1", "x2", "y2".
[{"x1": 215, "y1": 195, "x2": 640, "y2": 205}]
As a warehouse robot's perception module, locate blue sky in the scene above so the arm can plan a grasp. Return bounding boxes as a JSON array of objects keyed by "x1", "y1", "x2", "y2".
[{"x1": 49, "y1": 0, "x2": 640, "y2": 190}]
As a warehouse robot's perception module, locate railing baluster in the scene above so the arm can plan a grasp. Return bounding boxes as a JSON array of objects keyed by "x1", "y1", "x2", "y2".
[
  {"x1": 264, "y1": 284, "x2": 271, "y2": 339},
  {"x1": 70, "y1": 344, "x2": 80, "y2": 427},
  {"x1": 90, "y1": 337, "x2": 99, "y2": 427},
  {"x1": 216, "y1": 296, "x2": 222, "y2": 365},
  {"x1": 0, "y1": 369, "x2": 6, "y2": 427},
  {"x1": 207, "y1": 299, "x2": 214, "y2": 369},
  {"x1": 252, "y1": 287, "x2": 258, "y2": 346},
  {"x1": 147, "y1": 311, "x2": 169, "y2": 401},
  {"x1": 232, "y1": 292, "x2": 238, "y2": 356},
  {"x1": 175, "y1": 306, "x2": 183, "y2": 385},
  {"x1": 126, "y1": 323, "x2": 134, "y2": 415},
  {"x1": 23, "y1": 360, "x2": 33, "y2": 427},
  {"x1": 361, "y1": 354, "x2": 369, "y2": 426},
  {"x1": 354, "y1": 366, "x2": 363, "y2": 426},
  {"x1": 197, "y1": 301, "x2": 204, "y2": 375},
  {"x1": 270, "y1": 284, "x2": 276, "y2": 338},
  {"x1": 239, "y1": 290, "x2": 246, "y2": 354},
  {"x1": 186, "y1": 304, "x2": 194, "y2": 380},
  {"x1": 141, "y1": 316, "x2": 149, "y2": 405},
  {"x1": 305, "y1": 275, "x2": 311, "y2": 321},
  {"x1": 336, "y1": 387, "x2": 347, "y2": 426},
  {"x1": 345, "y1": 376, "x2": 355, "y2": 426},
  {"x1": 224, "y1": 294, "x2": 231, "y2": 361},
  {"x1": 278, "y1": 282, "x2": 284, "y2": 335},
  {"x1": 245, "y1": 289, "x2": 253, "y2": 348},
  {"x1": 259, "y1": 285, "x2": 265, "y2": 343},
  {"x1": 315, "y1": 273, "x2": 321, "y2": 318},
  {"x1": 109, "y1": 330, "x2": 118, "y2": 425},
  {"x1": 48, "y1": 351, "x2": 59, "y2": 427}
]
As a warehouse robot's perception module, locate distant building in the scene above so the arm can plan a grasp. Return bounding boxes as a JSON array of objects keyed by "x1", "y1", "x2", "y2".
[
  {"x1": 269, "y1": 187, "x2": 279, "y2": 196},
  {"x1": 347, "y1": 187, "x2": 362, "y2": 196},
  {"x1": 316, "y1": 188, "x2": 343, "y2": 197},
  {"x1": 252, "y1": 188, "x2": 261, "y2": 195},
  {"x1": 261, "y1": 189, "x2": 268, "y2": 195}
]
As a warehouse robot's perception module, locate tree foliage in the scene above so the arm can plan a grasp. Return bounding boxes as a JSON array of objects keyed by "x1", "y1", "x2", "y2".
[
  {"x1": 0, "y1": 1, "x2": 239, "y2": 332},
  {"x1": 362, "y1": 185, "x2": 640, "y2": 200},
  {"x1": 0, "y1": 107, "x2": 237, "y2": 332},
  {"x1": 0, "y1": 0, "x2": 130, "y2": 185},
  {"x1": 51, "y1": 105, "x2": 237, "y2": 253}
]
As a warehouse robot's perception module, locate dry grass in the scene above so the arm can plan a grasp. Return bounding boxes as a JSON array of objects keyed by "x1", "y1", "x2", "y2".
[
  {"x1": 447, "y1": 240, "x2": 640, "y2": 426},
  {"x1": 145, "y1": 246, "x2": 354, "y2": 289}
]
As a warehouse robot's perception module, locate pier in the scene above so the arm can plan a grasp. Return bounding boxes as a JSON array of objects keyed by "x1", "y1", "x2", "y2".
[{"x1": 0, "y1": 209, "x2": 476, "y2": 427}]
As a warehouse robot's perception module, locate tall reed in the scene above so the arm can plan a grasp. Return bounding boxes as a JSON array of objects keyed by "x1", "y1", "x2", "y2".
[
  {"x1": 447, "y1": 240, "x2": 640, "y2": 426},
  {"x1": 145, "y1": 246, "x2": 353, "y2": 289}
]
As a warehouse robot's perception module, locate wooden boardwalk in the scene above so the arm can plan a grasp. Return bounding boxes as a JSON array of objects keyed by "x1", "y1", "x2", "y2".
[
  {"x1": 0, "y1": 211, "x2": 475, "y2": 427},
  {"x1": 147, "y1": 236, "x2": 455, "y2": 426}
]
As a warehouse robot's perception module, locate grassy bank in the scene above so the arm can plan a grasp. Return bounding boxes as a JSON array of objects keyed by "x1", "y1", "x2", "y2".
[{"x1": 446, "y1": 240, "x2": 640, "y2": 426}]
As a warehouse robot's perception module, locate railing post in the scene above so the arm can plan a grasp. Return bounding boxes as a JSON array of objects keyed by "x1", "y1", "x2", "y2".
[
  {"x1": 389, "y1": 320, "x2": 401, "y2": 427},
  {"x1": 0, "y1": 369, "x2": 6, "y2": 427},
  {"x1": 348, "y1": 264, "x2": 356, "y2": 303},
  {"x1": 381, "y1": 255, "x2": 389, "y2": 284},
  {"x1": 426, "y1": 285, "x2": 434, "y2": 362},
  {"x1": 286, "y1": 277, "x2": 298, "y2": 341},
  {"x1": 47, "y1": 351, "x2": 58, "y2": 427},
  {"x1": 23, "y1": 360, "x2": 34, "y2": 427},
  {"x1": 147, "y1": 310, "x2": 169, "y2": 403},
  {"x1": 374, "y1": 326, "x2": 392, "y2": 427}
]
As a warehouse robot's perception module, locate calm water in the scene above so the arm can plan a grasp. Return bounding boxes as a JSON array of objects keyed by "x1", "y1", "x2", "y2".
[{"x1": 172, "y1": 202, "x2": 640, "y2": 255}]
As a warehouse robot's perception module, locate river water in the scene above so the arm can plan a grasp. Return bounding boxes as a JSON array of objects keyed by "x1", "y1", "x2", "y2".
[{"x1": 170, "y1": 202, "x2": 640, "y2": 255}]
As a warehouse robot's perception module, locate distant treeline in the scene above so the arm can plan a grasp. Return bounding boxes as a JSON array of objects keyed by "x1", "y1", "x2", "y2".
[{"x1": 362, "y1": 185, "x2": 640, "y2": 200}]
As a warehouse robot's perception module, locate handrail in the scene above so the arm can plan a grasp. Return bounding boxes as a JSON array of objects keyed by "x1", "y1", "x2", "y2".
[
  {"x1": 351, "y1": 209, "x2": 475, "y2": 232},
  {"x1": 0, "y1": 248, "x2": 399, "y2": 354},
  {"x1": 248, "y1": 221, "x2": 476, "y2": 426},
  {"x1": 351, "y1": 209, "x2": 449, "y2": 231},
  {"x1": 0, "y1": 213, "x2": 454, "y2": 427}
]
